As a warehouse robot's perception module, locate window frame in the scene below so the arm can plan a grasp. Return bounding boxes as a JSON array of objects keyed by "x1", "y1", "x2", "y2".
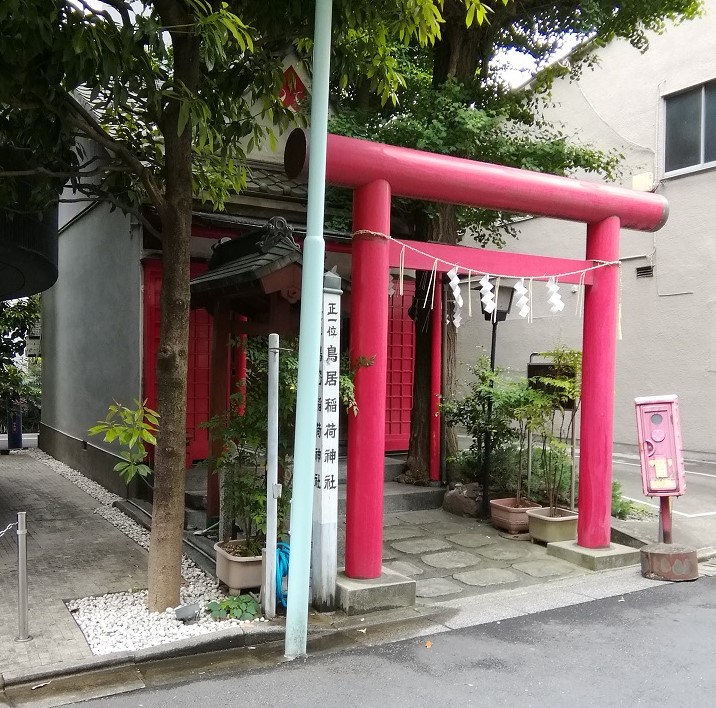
[{"x1": 662, "y1": 80, "x2": 716, "y2": 178}]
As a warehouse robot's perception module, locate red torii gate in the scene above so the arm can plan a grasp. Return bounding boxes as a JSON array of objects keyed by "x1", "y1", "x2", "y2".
[{"x1": 285, "y1": 129, "x2": 669, "y2": 580}]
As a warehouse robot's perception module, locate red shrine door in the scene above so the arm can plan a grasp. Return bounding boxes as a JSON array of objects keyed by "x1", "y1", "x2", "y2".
[
  {"x1": 384, "y1": 278, "x2": 415, "y2": 451},
  {"x1": 142, "y1": 259, "x2": 212, "y2": 466}
]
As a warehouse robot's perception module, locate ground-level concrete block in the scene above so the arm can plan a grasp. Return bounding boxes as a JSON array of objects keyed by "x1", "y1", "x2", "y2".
[
  {"x1": 641, "y1": 543, "x2": 699, "y2": 581},
  {"x1": 547, "y1": 540, "x2": 641, "y2": 571},
  {"x1": 336, "y1": 566, "x2": 416, "y2": 615}
]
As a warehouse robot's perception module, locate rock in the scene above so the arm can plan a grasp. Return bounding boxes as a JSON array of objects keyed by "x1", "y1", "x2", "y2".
[{"x1": 443, "y1": 483, "x2": 480, "y2": 517}]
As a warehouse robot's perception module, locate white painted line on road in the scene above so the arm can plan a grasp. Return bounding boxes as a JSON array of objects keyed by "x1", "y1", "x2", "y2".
[
  {"x1": 623, "y1": 496, "x2": 716, "y2": 518},
  {"x1": 613, "y1": 460, "x2": 716, "y2": 479},
  {"x1": 623, "y1": 496, "x2": 688, "y2": 515}
]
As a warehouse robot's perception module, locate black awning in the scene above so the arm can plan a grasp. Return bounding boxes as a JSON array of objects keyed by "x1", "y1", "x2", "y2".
[{"x1": 0, "y1": 206, "x2": 58, "y2": 301}]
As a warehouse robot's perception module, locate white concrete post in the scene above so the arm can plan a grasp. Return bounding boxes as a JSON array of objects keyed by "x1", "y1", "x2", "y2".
[
  {"x1": 263, "y1": 334, "x2": 280, "y2": 619},
  {"x1": 311, "y1": 271, "x2": 342, "y2": 611}
]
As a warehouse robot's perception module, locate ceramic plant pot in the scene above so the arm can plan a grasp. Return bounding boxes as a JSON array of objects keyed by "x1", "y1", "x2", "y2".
[
  {"x1": 526, "y1": 506, "x2": 578, "y2": 544},
  {"x1": 489, "y1": 497, "x2": 542, "y2": 534},
  {"x1": 214, "y1": 542, "x2": 264, "y2": 594}
]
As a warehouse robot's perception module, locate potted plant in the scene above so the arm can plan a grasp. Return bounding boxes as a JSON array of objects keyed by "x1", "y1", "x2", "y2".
[
  {"x1": 212, "y1": 440, "x2": 269, "y2": 594},
  {"x1": 526, "y1": 347, "x2": 582, "y2": 543},
  {"x1": 488, "y1": 378, "x2": 545, "y2": 534},
  {"x1": 209, "y1": 336, "x2": 366, "y2": 593},
  {"x1": 208, "y1": 337, "x2": 298, "y2": 594},
  {"x1": 442, "y1": 359, "x2": 541, "y2": 530}
]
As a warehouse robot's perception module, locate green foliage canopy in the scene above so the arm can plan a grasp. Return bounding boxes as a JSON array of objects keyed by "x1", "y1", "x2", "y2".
[
  {"x1": 0, "y1": 297, "x2": 40, "y2": 399},
  {"x1": 329, "y1": 0, "x2": 702, "y2": 243}
]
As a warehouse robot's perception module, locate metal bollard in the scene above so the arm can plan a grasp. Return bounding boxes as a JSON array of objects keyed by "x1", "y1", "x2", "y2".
[{"x1": 16, "y1": 512, "x2": 31, "y2": 642}]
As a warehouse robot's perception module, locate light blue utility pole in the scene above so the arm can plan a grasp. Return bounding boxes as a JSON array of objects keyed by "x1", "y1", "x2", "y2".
[{"x1": 284, "y1": 0, "x2": 333, "y2": 659}]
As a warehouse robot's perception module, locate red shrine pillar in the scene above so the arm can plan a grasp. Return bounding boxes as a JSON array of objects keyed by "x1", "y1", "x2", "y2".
[
  {"x1": 429, "y1": 279, "x2": 442, "y2": 483},
  {"x1": 345, "y1": 179, "x2": 391, "y2": 578},
  {"x1": 578, "y1": 216, "x2": 621, "y2": 548},
  {"x1": 206, "y1": 301, "x2": 231, "y2": 520}
]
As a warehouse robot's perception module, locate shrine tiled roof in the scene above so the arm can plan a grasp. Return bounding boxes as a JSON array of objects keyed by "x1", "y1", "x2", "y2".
[
  {"x1": 190, "y1": 217, "x2": 301, "y2": 298},
  {"x1": 243, "y1": 160, "x2": 307, "y2": 201}
]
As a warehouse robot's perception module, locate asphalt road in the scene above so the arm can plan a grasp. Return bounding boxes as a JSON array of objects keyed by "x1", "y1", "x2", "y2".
[
  {"x1": 81, "y1": 576, "x2": 716, "y2": 708},
  {"x1": 611, "y1": 453, "x2": 716, "y2": 519}
]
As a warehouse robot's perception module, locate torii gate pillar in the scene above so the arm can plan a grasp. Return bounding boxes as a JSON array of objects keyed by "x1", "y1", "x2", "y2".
[
  {"x1": 345, "y1": 180, "x2": 391, "y2": 578},
  {"x1": 578, "y1": 216, "x2": 621, "y2": 548}
]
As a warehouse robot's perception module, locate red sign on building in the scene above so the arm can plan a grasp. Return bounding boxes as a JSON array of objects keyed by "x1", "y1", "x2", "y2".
[{"x1": 279, "y1": 66, "x2": 307, "y2": 111}]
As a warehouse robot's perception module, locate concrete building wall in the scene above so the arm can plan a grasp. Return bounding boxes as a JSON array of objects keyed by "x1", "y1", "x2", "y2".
[
  {"x1": 457, "y1": 4, "x2": 716, "y2": 459},
  {"x1": 41, "y1": 204, "x2": 142, "y2": 493}
]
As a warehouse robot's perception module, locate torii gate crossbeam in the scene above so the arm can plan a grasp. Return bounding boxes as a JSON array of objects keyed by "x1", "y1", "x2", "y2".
[{"x1": 285, "y1": 130, "x2": 669, "y2": 580}]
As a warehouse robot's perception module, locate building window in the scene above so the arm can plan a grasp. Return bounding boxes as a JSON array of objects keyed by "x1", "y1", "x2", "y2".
[{"x1": 664, "y1": 80, "x2": 716, "y2": 173}]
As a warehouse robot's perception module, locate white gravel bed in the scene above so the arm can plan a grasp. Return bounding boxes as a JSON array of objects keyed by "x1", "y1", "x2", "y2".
[{"x1": 27, "y1": 448, "x2": 268, "y2": 655}]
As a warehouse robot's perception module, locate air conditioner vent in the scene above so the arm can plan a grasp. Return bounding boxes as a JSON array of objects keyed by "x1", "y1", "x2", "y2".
[{"x1": 636, "y1": 265, "x2": 654, "y2": 279}]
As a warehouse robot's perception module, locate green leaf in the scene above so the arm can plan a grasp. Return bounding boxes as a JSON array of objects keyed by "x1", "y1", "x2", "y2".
[{"x1": 141, "y1": 429, "x2": 157, "y2": 445}]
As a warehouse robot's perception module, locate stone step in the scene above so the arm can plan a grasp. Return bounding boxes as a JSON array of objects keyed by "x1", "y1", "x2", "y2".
[
  {"x1": 183, "y1": 479, "x2": 444, "y2": 527},
  {"x1": 337, "y1": 455, "x2": 406, "y2": 483},
  {"x1": 184, "y1": 456, "x2": 407, "y2": 512},
  {"x1": 338, "y1": 482, "x2": 444, "y2": 515}
]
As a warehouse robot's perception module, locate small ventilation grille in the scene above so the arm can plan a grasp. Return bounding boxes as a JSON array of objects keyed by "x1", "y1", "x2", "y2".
[{"x1": 636, "y1": 265, "x2": 654, "y2": 279}]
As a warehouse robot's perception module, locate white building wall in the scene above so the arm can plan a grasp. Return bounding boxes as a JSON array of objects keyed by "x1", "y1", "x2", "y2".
[{"x1": 457, "y1": 2, "x2": 716, "y2": 459}]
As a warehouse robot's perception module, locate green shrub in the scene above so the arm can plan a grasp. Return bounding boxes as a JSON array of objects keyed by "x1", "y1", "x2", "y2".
[
  {"x1": 611, "y1": 481, "x2": 633, "y2": 519},
  {"x1": 206, "y1": 594, "x2": 261, "y2": 621},
  {"x1": 528, "y1": 445, "x2": 576, "y2": 507}
]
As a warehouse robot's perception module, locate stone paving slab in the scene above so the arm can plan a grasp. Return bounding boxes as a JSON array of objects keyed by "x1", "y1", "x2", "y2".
[
  {"x1": 421, "y1": 550, "x2": 481, "y2": 569},
  {"x1": 384, "y1": 560, "x2": 425, "y2": 576},
  {"x1": 417, "y1": 521, "x2": 476, "y2": 536},
  {"x1": 447, "y1": 532, "x2": 499, "y2": 548},
  {"x1": 415, "y1": 577, "x2": 463, "y2": 598},
  {"x1": 512, "y1": 559, "x2": 579, "y2": 578},
  {"x1": 391, "y1": 537, "x2": 452, "y2": 555},
  {"x1": 395, "y1": 510, "x2": 458, "y2": 525},
  {"x1": 382, "y1": 526, "x2": 425, "y2": 541},
  {"x1": 453, "y1": 568, "x2": 522, "y2": 587},
  {"x1": 475, "y1": 545, "x2": 532, "y2": 562}
]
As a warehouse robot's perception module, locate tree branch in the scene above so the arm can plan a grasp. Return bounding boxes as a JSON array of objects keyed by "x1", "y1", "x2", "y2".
[
  {"x1": 62, "y1": 92, "x2": 167, "y2": 216},
  {"x1": 0, "y1": 165, "x2": 130, "y2": 179}
]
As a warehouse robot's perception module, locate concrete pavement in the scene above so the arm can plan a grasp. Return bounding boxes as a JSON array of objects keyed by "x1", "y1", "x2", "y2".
[
  {"x1": 0, "y1": 446, "x2": 703, "y2": 700},
  {"x1": 0, "y1": 451, "x2": 147, "y2": 678}
]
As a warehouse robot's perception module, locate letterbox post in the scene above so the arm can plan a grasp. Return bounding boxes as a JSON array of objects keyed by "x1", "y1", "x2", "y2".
[{"x1": 635, "y1": 395, "x2": 698, "y2": 581}]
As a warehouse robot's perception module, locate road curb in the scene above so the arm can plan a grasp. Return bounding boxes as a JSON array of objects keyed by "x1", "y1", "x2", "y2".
[{"x1": 0, "y1": 620, "x2": 293, "y2": 692}]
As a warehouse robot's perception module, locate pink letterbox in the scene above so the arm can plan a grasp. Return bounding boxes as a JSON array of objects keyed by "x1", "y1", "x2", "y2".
[{"x1": 634, "y1": 395, "x2": 685, "y2": 497}]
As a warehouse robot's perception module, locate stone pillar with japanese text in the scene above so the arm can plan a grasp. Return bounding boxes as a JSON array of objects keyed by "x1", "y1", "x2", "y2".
[{"x1": 311, "y1": 270, "x2": 342, "y2": 611}]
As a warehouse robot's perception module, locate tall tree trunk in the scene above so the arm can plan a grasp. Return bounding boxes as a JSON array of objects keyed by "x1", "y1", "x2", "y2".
[
  {"x1": 405, "y1": 204, "x2": 459, "y2": 482},
  {"x1": 404, "y1": 6, "x2": 501, "y2": 482},
  {"x1": 147, "y1": 15, "x2": 199, "y2": 612},
  {"x1": 404, "y1": 270, "x2": 433, "y2": 481}
]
